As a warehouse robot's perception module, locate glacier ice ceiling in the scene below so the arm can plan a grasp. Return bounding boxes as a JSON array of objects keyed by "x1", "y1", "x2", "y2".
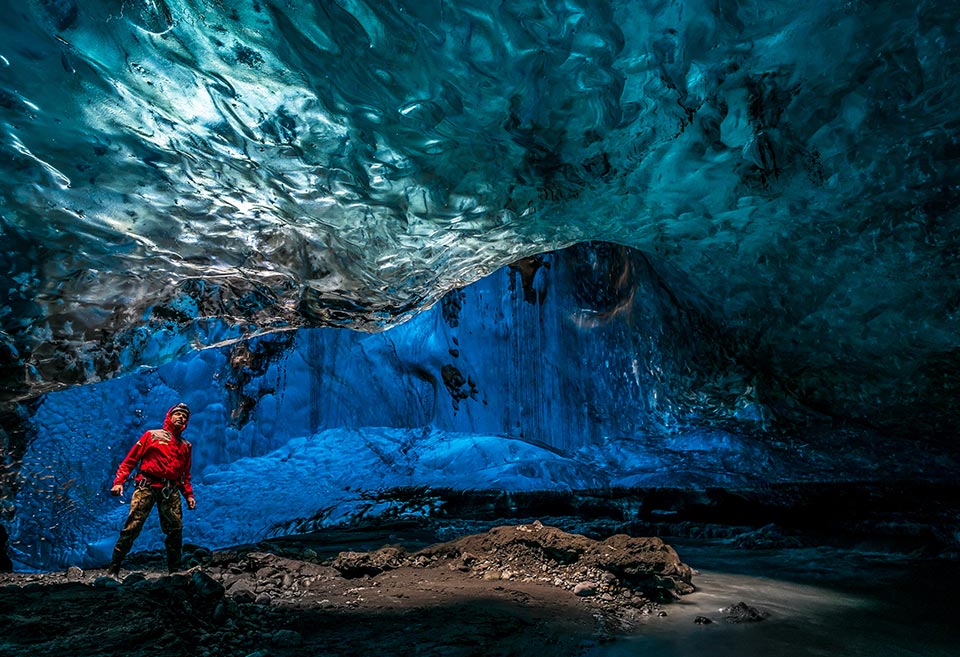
[{"x1": 1, "y1": 0, "x2": 959, "y2": 569}]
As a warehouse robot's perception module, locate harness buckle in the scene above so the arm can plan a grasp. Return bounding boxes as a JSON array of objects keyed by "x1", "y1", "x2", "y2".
[{"x1": 137, "y1": 473, "x2": 178, "y2": 499}]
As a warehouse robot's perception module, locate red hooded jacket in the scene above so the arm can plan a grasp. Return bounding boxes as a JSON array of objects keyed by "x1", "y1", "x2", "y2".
[{"x1": 113, "y1": 405, "x2": 194, "y2": 499}]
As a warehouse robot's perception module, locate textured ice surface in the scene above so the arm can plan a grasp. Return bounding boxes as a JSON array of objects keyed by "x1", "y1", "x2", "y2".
[{"x1": 1, "y1": 0, "x2": 958, "y2": 434}]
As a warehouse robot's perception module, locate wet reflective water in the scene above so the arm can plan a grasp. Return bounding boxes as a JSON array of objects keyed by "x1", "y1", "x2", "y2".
[{"x1": 591, "y1": 542, "x2": 959, "y2": 657}]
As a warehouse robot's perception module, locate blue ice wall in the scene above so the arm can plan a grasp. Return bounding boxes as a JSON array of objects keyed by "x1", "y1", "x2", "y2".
[
  {"x1": 139, "y1": 243, "x2": 758, "y2": 458},
  {"x1": 6, "y1": 244, "x2": 768, "y2": 570},
  {"x1": 6, "y1": 243, "x2": 951, "y2": 570},
  {"x1": 270, "y1": 243, "x2": 760, "y2": 449}
]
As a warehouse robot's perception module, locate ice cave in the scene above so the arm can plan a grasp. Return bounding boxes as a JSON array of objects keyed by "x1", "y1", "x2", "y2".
[{"x1": 0, "y1": 1, "x2": 958, "y2": 656}]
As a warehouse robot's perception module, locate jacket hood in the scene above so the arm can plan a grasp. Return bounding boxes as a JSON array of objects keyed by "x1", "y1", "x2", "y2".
[{"x1": 163, "y1": 404, "x2": 189, "y2": 437}]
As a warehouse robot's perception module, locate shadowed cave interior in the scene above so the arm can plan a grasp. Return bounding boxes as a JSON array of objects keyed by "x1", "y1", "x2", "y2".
[{"x1": 1, "y1": 0, "x2": 959, "y2": 655}]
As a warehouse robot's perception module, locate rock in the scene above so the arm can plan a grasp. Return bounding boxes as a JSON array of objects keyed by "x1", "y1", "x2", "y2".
[
  {"x1": 188, "y1": 545, "x2": 212, "y2": 560},
  {"x1": 255, "y1": 593, "x2": 272, "y2": 605},
  {"x1": 191, "y1": 570, "x2": 226, "y2": 601},
  {"x1": 121, "y1": 572, "x2": 147, "y2": 586},
  {"x1": 271, "y1": 629, "x2": 303, "y2": 647},
  {"x1": 65, "y1": 566, "x2": 83, "y2": 581},
  {"x1": 694, "y1": 616, "x2": 714, "y2": 625},
  {"x1": 734, "y1": 524, "x2": 803, "y2": 550},
  {"x1": 212, "y1": 600, "x2": 229, "y2": 625},
  {"x1": 331, "y1": 546, "x2": 407, "y2": 578},
  {"x1": 92, "y1": 576, "x2": 121, "y2": 589},
  {"x1": 720, "y1": 601, "x2": 770, "y2": 623},
  {"x1": 156, "y1": 574, "x2": 191, "y2": 588},
  {"x1": 255, "y1": 566, "x2": 280, "y2": 581},
  {"x1": 209, "y1": 551, "x2": 239, "y2": 567},
  {"x1": 227, "y1": 579, "x2": 257, "y2": 604},
  {"x1": 574, "y1": 581, "x2": 598, "y2": 597},
  {"x1": 301, "y1": 548, "x2": 318, "y2": 561}
]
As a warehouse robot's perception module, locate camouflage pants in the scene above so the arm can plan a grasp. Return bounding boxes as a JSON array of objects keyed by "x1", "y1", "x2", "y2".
[{"x1": 110, "y1": 486, "x2": 183, "y2": 572}]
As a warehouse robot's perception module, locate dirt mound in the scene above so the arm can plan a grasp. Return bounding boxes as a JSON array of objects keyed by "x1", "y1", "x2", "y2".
[
  {"x1": 331, "y1": 521, "x2": 695, "y2": 603},
  {"x1": 416, "y1": 521, "x2": 694, "y2": 600}
]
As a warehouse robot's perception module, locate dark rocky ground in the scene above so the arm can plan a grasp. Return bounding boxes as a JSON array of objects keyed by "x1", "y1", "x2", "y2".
[
  {"x1": 0, "y1": 522, "x2": 695, "y2": 657},
  {"x1": 2, "y1": 480, "x2": 958, "y2": 657}
]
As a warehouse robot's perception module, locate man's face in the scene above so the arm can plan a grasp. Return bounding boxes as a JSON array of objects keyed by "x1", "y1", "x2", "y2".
[{"x1": 170, "y1": 410, "x2": 188, "y2": 428}]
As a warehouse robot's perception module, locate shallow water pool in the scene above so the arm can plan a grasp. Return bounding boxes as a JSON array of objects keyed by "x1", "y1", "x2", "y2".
[{"x1": 589, "y1": 542, "x2": 958, "y2": 657}]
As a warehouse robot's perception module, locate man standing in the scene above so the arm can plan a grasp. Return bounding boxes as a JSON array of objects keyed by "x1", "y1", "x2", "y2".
[{"x1": 107, "y1": 402, "x2": 197, "y2": 576}]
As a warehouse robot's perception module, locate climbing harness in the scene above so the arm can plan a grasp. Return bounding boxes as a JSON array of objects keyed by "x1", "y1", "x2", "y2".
[{"x1": 136, "y1": 472, "x2": 180, "y2": 499}]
